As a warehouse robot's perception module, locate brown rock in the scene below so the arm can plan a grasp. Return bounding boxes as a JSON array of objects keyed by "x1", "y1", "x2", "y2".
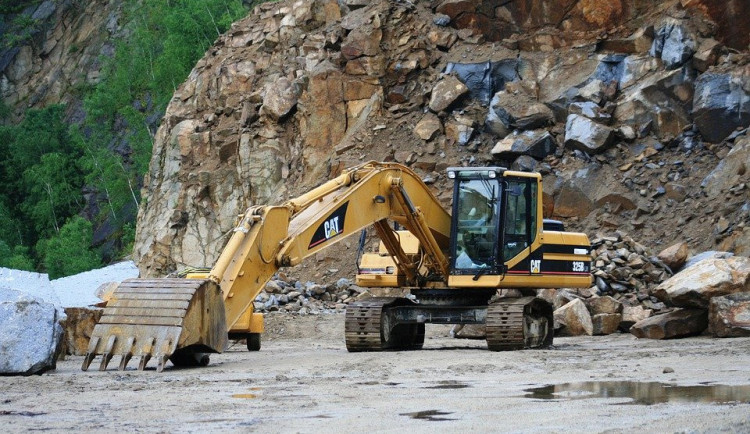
[
  {"x1": 709, "y1": 292, "x2": 750, "y2": 337},
  {"x1": 62, "y1": 307, "x2": 103, "y2": 356},
  {"x1": 681, "y1": 0, "x2": 750, "y2": 50},
  {"x1": 445, "y1": 121, "x2": 474, "y2": 146},
  {"x1": 554, "y1": 181, "x2": 594, "y2": 219},
  {"x1": 262, "y1": 77, "x2": 300, "y2": 120},
  {"x1": 692, "y1": 38, "x2": 722, "y2": 72},
  {"x1": 554, "y1": 299, "x2": 593, "y2": 336},
  {"x1": 630, "y1": 309, "x2": 708, "y2": 339},
  {"x1": 598, "y1": 26, "x2": 654, "y2": 54},
  {"x1": 451, "y1": 324, "x2": 486, "y2": 339},
  {"x1": 702, "y1": 137, "x2": 750, "y2": 198},
  {"x1": 592, "y1": 313, "x2": 622, "y2": 335},
  {"x1": 414, "y1": 114, "x2": 442, "y2": 141},
  {"x1": 428, "y1": 29, "x2": 458, "y2": 49},
  {"x1": 587, "y1": 295, "x2": 623, "y2": 315},
  {"x1": 341, "y1": 27, "x2": 382, "y2": 60},
  {"x1": 653, "y1": 256, "x2": 750, "y2": 308},
  {"x1": 345, "y1": 55, "x2": 386, "y2": 76},
  {"x1": 429, "y1": 75, "x2": 469, "y2": 112},
  {"x1": 664, "y1": 183, "x2": 687, "y2": 202},
  {"x1": 620, "y1": 305, "x2": 652, "y2": 330},
  {"x1": 657, "y1": 242, "x2": 689, "y2": 271}
]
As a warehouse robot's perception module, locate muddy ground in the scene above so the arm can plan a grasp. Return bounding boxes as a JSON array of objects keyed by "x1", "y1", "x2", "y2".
[{"x1": 2, "y1": 314, "x2": 749, "y2": 433}]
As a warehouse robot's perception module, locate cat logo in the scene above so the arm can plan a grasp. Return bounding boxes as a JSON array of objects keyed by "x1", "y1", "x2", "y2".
[
  {"x1": 324, "y1": 217, "x2": 340, "y2": 239},
  {"x1": 308, "y1": 202, "x2": 349, "y2": 248},
  {"x1": 530, "y1": 259, "x2": 541, "y2": 274}
]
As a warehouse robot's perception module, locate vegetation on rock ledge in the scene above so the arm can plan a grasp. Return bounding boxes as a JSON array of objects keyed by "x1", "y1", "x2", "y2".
[{"x1": 0, "y1": 0, "x2": 250, "y2": 277}]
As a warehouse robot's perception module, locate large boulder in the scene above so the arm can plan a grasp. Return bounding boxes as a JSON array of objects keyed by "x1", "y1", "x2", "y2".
[
  {"x1": 709, "y1": 292, "x2": 750, "y2": 338},
  {"x1": 630, "y1": 308, "x2": 708, "y2": 339},
  {"x1": 0, "y1": 288, "x2": 64, "y2": 375},
  {"x1": 553, "y1": 298, "x2": 593, "y2": 336},
  {"x1": 692, "y1": 73, "x2": 750, "y2": 143},
  {"x1": 653, "y1": 256, "x2": 750, "y2": 308},
  {"x1": 564, "y1": 114, "x2": 616, "y2": 154}
]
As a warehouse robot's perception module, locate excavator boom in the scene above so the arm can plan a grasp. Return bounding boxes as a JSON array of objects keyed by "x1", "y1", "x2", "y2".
[{"x1": 84, "y1": 162, "x2": 451, "y2": 371}]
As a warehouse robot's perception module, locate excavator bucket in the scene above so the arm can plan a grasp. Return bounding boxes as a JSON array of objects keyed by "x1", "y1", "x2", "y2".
[{"x1": 82, "y1": 278, "x2": 227, "y2": 372}]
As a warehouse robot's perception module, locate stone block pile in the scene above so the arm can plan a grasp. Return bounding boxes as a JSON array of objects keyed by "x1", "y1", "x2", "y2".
[{"x1": 252, "y1": 276, "x2": 368, "y2": 315}]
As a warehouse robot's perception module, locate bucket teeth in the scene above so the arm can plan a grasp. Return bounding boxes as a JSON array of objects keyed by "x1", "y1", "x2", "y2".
[
  {"x1": 138, "y1": 354, "x2": 152, "y2": 371},
  {"x1": 118, "y1": 337, "x2": 135, "y2": 371},
  {"x1": 156, "y1": 354, "x2": 169, "y2": 373},
  {"x1": 81, "y1": 336, "x2": 100, "y2": 371},
  {"x1": 81, "y1": 278, "x2": 228, "y2": 372},
  {"x1": 98, "y1": 335, "x2": 117, "y2": 371}
]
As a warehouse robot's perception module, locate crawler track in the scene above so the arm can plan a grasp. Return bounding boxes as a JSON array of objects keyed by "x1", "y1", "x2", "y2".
[
  {"x1": 486, "y1": 297, "x2": 553, "y2": 351},
  {"x1": 345, "y1": 297, "x2": 424, "y2": 351}
]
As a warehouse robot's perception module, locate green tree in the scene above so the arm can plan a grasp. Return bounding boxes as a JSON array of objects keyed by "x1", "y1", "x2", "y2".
[
  {"x1": 0, "y1": 241, "x2": 35, "y2": 271},
  {"x1": 21, "y1": 152, "x2": 83, "y2": 236},
  {"x1": 41, "y1": 216, "x2": 101, "y2": 279}
]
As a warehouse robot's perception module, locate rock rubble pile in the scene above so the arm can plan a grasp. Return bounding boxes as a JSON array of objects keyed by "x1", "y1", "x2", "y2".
[{"x1": 252, "y1": 276, "x2": 368, "y2": 315}]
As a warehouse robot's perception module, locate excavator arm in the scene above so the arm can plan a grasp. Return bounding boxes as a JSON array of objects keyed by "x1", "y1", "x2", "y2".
[{"x1": 83, "y1": 162, "x2": 451, "y2": 371}]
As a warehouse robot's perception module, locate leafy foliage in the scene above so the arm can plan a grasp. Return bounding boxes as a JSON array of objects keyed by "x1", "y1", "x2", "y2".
[
  {"x1": 0, "y1": 0, "x2": 250, "y2": 277},
  {"x1": 40, "y1": 216, "x2": 101, "y2": 279}
]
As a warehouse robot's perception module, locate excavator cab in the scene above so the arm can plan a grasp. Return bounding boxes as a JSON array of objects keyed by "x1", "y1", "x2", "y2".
[{"x1": 447, "y1": 167, "x2": 540, "y2": 276}]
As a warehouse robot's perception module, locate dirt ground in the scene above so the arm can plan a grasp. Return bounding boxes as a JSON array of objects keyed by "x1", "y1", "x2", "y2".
[{"x1": 2, "y1": 314, "x2": 750, "y2": 433}]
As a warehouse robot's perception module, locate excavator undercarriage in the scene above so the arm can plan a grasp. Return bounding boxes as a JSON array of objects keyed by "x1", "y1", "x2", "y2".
[{"x1": 344, "y1": 290, "x2": 553, "y2": 352}]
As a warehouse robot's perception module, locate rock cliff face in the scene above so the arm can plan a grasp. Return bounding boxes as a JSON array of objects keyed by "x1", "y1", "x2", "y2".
[
  {"x1": 0, "y1": 0, "x2": 121, "y2": 121},
  {"x1": 134, "y1": 0, "x2": 750, "y2": 277}
]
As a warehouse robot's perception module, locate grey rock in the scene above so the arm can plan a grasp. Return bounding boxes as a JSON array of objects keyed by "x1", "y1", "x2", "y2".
[
  {"x1": 569, "y1": 101, "x2": 612, "y2": 124},
  {"x1": 692, "y1": 73, "x2": 750, "y2": 143},
  {"x1": 433, "y1": 14, "x2": 451, "y2": 26},
  {"x1": 31, "y1": 1, "x2": 56, "y2": 21},
  {"x1": 564, "y1": 114, "x2": 616, "y2": 154},
  {"x1": 683, "y1": 251, "x2": 733, "y2": 270},
  {"x1": 650, "y1": 23, "x2": 696, "y2": 69},
  {"x1": 0, "y1": 288, "x2": 64, "y2": 375},
  {"x1": 510, "y1": 155, "x2": 539, "y2": 172},
  {"x1": 491, "y1": 129, "x2": 556, "y2": 160},
  {"x1": 444, "y1": 60, "x2": 522, "y2": 106}
]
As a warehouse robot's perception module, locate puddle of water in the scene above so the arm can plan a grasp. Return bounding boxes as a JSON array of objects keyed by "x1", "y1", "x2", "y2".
[
  {"x1": 424, "y1": 384, "x2": 470, "y2": 389},
  {"x1": 231, "y1": 394, "x2": 258, "y2": 399},
  {"x1": 524, "y1": 382, "x2": 750, "y2": 405},
  {"x1": 400, "y1": 410, "x2": 455, "y2": 421}
]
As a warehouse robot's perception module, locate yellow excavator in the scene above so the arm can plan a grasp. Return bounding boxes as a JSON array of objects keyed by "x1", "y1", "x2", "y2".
[{"x1": 83, "y1": 161, "x2": 591, "y2": 372}]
